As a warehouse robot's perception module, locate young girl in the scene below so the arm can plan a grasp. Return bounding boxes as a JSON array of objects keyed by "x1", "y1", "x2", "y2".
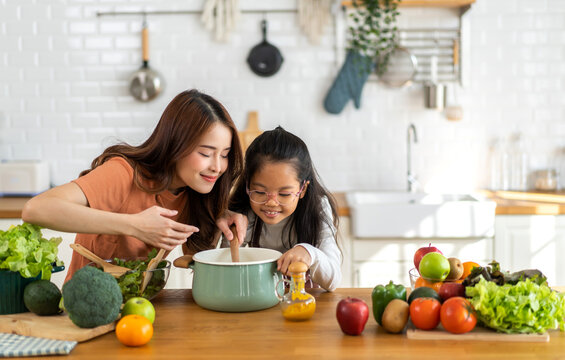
[
  {"x1": 22, "y1": 89, "x2": 246, "y2": 281},
  {"x1": 224, "y1": 126, "x2": 342, "y2": 291}
]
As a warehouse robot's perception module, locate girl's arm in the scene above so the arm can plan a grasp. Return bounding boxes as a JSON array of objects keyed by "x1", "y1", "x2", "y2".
[
  {"x1": 294, "y1": 227, "x2": 342, "y2": 292},
  {"x1": 22, "y1": 182, "x2": 197, "y2": 250}
]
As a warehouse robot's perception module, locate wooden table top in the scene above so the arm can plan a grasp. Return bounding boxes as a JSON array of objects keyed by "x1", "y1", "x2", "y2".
[{"x1": 36, "y1": 288, "x2": 565, "y2": 360}]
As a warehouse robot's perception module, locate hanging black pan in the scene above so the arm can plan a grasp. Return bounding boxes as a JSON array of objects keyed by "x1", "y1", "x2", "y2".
[
  {"x1": 129, "y1": 19, "x2": 164, "y2": 102},
  {"x1": 247, "y1": 20, "x2": 284, "y2": 77}
]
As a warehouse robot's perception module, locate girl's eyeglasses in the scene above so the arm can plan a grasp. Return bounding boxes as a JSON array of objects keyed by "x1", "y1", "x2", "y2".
[{"x1": 246, "y1": 181, "x2": 306, "y2": 206}]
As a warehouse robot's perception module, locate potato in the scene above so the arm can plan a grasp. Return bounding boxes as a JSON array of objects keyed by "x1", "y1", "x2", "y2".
[{"x1": 381, "y1": 299, "x2": 410, "y2": 334}]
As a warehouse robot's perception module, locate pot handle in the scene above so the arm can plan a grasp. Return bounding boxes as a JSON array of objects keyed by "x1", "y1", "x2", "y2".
[
  {"x1": 173, "y1": 255, "x2": 193, "y2": 269},
  {"x1": 275, "y1": 277, "x2": 290, "y2": 301}
]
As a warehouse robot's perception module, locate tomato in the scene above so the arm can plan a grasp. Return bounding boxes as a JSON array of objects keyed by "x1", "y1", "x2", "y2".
[
  {"x1": 409, "y1": 297, "x2": 441, "y2": 330},
  {"x1": 440, "y1": 297, "x2": 477, "y2": 334},
  {"x1": 461, "y1": 261, "x2": 480, "y2": 280},
  {"x1": 414, "y1": 277, "x2": 443, "y2": 293},
  {"x1": 115, "y1": 314, "x2": 154, "y2": 347}
]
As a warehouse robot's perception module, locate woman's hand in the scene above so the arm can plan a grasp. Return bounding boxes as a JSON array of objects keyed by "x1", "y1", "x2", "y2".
[
  {"x1": 130, "y1": 206, "x2": 199, "y2": 250},
  {"x1": 216, "y1": 210, "x2": 248, "y2": 246},
  {"x1": 277, "y1": 246, "x2": 312, "y2": 276}
]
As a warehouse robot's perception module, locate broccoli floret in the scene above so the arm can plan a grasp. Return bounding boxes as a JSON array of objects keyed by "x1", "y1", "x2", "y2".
[{"x1": 62, "y1": 266, "x2": 123, "y2": 328}]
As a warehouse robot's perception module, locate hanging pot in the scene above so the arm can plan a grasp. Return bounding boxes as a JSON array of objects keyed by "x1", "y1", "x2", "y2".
[
  {"x1": 246, "y1": 20, "x2": 284, "y2": 77},
  {"x1": 129, "y1": 20, "x2": 164, "y2": 102}
]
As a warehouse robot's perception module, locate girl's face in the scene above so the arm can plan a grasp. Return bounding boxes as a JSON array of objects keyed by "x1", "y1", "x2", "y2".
[
  {"x1": 248, "y1": 161, "x2": 306, "y2": 225},
  {"x1": 171, "y1": 122, "x2": 232, "y2": 194}
]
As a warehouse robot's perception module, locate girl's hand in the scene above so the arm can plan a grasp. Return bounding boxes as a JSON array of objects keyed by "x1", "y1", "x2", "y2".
[
  {"x1": 130, "y1": 206, "x2": 199, "y2": 250},
  {"x1": 277, "y1": 246, "x2": 312, "y2": 276},
  {"x1": 216, "y1": 210, "x2": 248, "y2": 246}
]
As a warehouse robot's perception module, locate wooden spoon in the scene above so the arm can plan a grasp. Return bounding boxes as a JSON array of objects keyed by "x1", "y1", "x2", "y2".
[
  {"x1": 70, "y1": 243, "x2": 130, "y2": 278},
  {"x1": 229, "y1": 225, "x2": 240, "y2": 263},
  {"x1": 140, "y1": 248, "x2": 166, "y2": 295}
]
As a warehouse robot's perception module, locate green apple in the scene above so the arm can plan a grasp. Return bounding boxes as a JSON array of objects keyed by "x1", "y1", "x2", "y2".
[
  {"x1": 121, "y1": 297, "x2": 155, "y2": 324},
  {"x1": 418, "y1": 252, "x2": 450, "y2": 281}
]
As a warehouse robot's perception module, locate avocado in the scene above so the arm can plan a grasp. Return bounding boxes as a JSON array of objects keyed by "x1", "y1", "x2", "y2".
[
  {"x1": 407, "y1": 286, "x2": 442, "y2": 304},
  {"x1": 23, "y1": 280, "x2": 62, "y2": 316}
]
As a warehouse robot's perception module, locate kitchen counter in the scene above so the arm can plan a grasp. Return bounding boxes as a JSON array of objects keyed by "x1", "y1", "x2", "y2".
[
  {"x1": 35, "y1": 288, "x2": 565, "y2": 360},
  {"x1": 3, "y1": 191, "x2": 565, "y2": 219}
]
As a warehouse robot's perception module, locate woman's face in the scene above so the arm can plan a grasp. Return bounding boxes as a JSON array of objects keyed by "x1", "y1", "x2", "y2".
[
  {"x1": 248, "y1": 161, "x2": 306, "y2": 225},
  {"x1": 171, "y1": 122, "x2": 232, "y2": 194}
]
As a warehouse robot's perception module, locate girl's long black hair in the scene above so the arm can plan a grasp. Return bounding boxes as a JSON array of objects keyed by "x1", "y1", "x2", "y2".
[{"x1": 229, "y1": 126, "x2": 339, "y2": 250}]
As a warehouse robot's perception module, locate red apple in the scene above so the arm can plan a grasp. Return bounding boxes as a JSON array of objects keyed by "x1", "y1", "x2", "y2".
[
  {"x1": 438, "y1": 282, "x2": 466, "y2": 302},
  {"x1": 413, "y1": 243, "x2": 442, "y2": 274},
  {"x1": 336, "y1": 297, "x2": 369, "y2": 336}
]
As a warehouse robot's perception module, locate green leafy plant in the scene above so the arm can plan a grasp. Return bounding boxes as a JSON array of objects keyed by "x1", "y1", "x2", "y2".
[
  {"x1": 347, "y1": 0, "x2": 401, "y2": 74},
  {"x1": 0, "y1": 223, "x2": 62, "y2": 279}
]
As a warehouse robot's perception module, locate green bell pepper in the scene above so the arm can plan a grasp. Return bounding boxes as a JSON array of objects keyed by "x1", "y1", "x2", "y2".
[{"x1": 371, "y1": 280, "x2": 407, "y2": 325}]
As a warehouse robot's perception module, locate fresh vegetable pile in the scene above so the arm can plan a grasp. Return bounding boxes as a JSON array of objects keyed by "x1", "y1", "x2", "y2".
[
  {"x1": 114, "y1": 249, "x2": 167, "y2": 302},
  {"x1": 0, "y1": 223, "x2": 63, "y2": 279},
  {"x1": 466, "y1": 277, "x2": 565, "y2": 334}
]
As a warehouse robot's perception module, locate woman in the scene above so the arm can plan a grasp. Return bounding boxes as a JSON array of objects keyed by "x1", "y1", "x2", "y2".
[{"x1": 22, "y1": 89, "x2": 246, "y2": 280}]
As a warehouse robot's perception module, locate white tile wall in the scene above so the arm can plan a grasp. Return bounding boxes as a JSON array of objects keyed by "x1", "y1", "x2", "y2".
[{"x1": 1, "y1": 0, "x2": 565, "y2": 192}]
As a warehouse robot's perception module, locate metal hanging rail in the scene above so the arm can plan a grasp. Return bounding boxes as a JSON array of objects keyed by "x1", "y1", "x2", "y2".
[{"x1": 96, "y1": 9, "x2": 297, "y2": 17}]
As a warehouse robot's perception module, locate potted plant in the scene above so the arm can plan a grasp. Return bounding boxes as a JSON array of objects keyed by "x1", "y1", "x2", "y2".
[{"x1": 347, "y1": 0, "x2": 401, "y2": 74}]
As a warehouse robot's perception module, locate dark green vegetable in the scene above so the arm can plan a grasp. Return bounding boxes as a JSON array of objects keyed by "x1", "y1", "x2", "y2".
[
  {"x1": 23, "y1": 280, "x2": 62, "y2": 316},
  {"x1": 462, "y1": 260, "x2": 547, "y2": 288},
  {"x1": 114, "y1": 248, "x2": 167, "y2": 302},
  {"x1": 407, "y1": 286, "x2": 442, "y2": 304},
  {"x1": 371, "y1": 281, "x2": 407, "y2": 325},
  {"x1": 62, "y1": 266, "x2": 122, "y2": 328}
]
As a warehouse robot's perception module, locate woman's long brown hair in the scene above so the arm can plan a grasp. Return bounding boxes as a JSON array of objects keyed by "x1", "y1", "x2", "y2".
[{"x1": 80, "y1": 89, "x2": 243, "y2": 253}]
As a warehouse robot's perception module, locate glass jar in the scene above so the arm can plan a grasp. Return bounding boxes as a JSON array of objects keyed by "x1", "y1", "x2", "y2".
[{"x1": 276, "y1": 262, "x2": 316, "y2": 321}]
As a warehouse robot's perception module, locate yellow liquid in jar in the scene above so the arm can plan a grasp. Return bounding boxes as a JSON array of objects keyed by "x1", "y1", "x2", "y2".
[{"x1": 282, "y1": 301, "x2": 316, "y2": 321}]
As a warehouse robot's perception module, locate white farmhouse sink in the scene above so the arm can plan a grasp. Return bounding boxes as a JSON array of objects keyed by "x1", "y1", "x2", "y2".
[{"x1": 346, "y1": 191, "x2": 496, "y2": 238}]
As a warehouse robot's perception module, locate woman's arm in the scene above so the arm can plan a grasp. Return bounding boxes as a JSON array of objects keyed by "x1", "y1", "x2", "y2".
[{"x1": 22, "y1": 183, "x2": 197, "y2": 250}]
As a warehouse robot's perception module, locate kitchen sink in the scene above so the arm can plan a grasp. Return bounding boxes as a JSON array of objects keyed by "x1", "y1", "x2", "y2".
[{"x1": 346, "y1": 191, "x2": 496, "y2": 238}]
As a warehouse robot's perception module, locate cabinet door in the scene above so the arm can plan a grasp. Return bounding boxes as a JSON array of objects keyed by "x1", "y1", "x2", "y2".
[{"x1": 495, "y1": 215, "x2": 565, "y2": 286}]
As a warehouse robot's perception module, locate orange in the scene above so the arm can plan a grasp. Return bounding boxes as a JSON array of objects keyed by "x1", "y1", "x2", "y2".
[
  {"x1": 461, "y1": 261, "x2": 480, "y2": 280},
  {"x1": 414, "y1": 276, "x2": 443, "y2": 293},
  {"x1": 115, "y1": 314, "x2": 153, "y2": 347}
]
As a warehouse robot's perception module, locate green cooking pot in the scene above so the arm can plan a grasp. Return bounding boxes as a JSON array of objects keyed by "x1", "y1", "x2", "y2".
[{"x1": 190, "y1": 248, "x2": 283, "y2": 312}]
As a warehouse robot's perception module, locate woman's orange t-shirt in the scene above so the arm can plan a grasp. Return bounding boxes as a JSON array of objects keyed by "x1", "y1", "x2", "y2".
[{"x1": 65, "y1": 157, "x2": 187, "y2": 281}]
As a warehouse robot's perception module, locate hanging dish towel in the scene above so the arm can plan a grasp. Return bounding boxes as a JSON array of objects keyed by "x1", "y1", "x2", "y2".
[
  {"x1": 323, "y1": 50, "x2": 374, "y2": 114},
  {"x1": 201, "y1": 0, "x2": 241, "y2": 42},
  {"x1": 297, "y1": 0, "x2": 332, "y2": 45},
  {"x1": 0, "y1": 333, "x2": 77, "y2": 357}
]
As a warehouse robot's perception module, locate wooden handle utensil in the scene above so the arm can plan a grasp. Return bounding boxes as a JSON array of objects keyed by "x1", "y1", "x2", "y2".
[{"x1": 70, "y1": 243, "x2": 130, "y2": 278}]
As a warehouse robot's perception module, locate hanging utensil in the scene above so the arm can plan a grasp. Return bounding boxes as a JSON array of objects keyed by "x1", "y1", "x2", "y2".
[
  {"x1": 140, "y1": 248, "x2": 166, "y2": 295},
  {"x1": 246, "y1": 20, "x2": 284, "y2": 77},
  {"x1": 377, "y1": 45, "x2": 418, "y2": 88},
  {"x1": 129, "y1": 18, "x2": 164, "y2": 102},
  {"x1": 69, "y1": 243, "x2": 130, "y2": 278}
]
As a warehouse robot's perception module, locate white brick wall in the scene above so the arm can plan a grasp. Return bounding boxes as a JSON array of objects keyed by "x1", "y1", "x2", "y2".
[{"x1": 1, "y1": 0, "x2": 565, "y2": 192}]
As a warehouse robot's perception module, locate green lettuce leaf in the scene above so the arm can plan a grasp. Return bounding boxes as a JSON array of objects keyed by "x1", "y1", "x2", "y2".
[
  {"x1": 0, "y1": 222, "x2": 62, "y2": 279},
  {"x1": 466, "y1": 277, "x2": 565, "y2": 334}
]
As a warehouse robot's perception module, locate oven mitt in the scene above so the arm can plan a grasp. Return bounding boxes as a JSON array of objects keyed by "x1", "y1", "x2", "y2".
[{"x1": 323, "y1": 50, "x2": 374, "y2": 114}]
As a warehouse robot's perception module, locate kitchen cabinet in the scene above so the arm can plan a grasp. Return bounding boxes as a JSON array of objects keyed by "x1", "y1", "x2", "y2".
[
  {"x1": 494, "y1": 215, "x2": 565, "y2": 286},
  {"x1": 351, "y1": 237, "x2": 493, "y2": 287}
]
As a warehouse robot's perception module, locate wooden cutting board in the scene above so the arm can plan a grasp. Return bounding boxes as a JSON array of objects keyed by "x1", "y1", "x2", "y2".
[
  {"x1": 0, "y1": 312, "x2": 115, "y2": 342},
  {"x1": 406, "y1": 323, "x2": 550, "y2": 342},
  {"x1": 238, "y1": 111, "x2": 262, "y2": 152}
]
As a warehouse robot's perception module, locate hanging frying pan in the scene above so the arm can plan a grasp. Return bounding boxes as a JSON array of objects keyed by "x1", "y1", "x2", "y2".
[
  {"x1": 246, "y1": 20, "x2": 284, "y2": 77},
  {"x1": 129, "y1": 19, "x2": 164, "y2": 102}
]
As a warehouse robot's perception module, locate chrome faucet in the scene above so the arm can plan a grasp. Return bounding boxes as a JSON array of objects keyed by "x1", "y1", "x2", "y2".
[{"x1": 407, "y1": 123, "x2": 418, "y2": 192}]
